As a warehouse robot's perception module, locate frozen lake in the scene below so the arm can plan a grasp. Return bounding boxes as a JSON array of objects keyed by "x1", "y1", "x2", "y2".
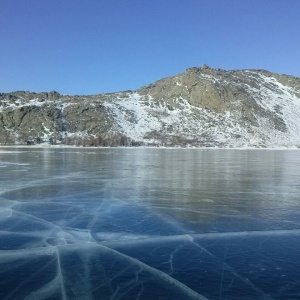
[{"x1": 0, "y1": 147, "x2": 300, "y2": 299}]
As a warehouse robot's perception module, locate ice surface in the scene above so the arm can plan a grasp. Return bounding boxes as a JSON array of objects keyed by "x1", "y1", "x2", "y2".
[{"x1": 1, "y1": 148, "x2": 300, "y2": 299}]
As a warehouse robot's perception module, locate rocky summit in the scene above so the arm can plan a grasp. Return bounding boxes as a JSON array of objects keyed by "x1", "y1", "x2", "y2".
[{"x1": 1, "y1": 65, "x2": 300, "y2": 147}]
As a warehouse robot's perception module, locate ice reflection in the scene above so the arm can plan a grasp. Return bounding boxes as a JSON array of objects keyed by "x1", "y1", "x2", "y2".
[{"x1": 1, "y1": 148, "x2": 300, "y2": 299}]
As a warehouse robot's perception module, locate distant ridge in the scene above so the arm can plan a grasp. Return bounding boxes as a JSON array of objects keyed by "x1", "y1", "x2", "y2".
[{"x1": 1, "y1": 66, "x2": 300, "y2": 147}]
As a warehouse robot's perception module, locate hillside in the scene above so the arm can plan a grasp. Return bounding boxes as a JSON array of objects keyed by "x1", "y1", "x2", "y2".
[{"x1": 1, "y1": 65, "x2": 300, "y2": 147}]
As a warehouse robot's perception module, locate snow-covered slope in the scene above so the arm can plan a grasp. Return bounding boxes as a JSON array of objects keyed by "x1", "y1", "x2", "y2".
[{"x1": 1, "y1": 66, "x2": 300, "y2": 147}]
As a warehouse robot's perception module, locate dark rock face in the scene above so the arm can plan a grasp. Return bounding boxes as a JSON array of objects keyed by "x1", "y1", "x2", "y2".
[{"x1": 0, "y1": 67, "x2": 300, "y2": 147}]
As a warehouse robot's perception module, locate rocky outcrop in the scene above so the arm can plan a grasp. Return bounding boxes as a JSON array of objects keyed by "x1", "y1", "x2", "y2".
[{"x1": 1, "y1": 66, "x2": 300, "y2": 147}]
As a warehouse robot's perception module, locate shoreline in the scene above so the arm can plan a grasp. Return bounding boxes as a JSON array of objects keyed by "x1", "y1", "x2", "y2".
[{"x1": 1, "y1": 144, "x2": 300, "y2": 151}]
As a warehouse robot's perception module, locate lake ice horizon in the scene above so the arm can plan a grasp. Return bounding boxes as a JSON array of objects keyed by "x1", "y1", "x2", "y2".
[{"x1": 0, "y1": 148, "x2": 300, "y2": 299}]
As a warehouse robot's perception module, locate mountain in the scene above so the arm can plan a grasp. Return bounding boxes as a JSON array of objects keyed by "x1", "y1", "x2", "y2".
[{"x1": 1, "y1": 65, "x2": 300, "y2": 148}]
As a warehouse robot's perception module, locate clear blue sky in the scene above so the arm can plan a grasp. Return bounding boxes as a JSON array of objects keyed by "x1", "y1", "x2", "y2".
[{"x1": 1, "y1": 0, "x2": 299, "y2": 95}]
